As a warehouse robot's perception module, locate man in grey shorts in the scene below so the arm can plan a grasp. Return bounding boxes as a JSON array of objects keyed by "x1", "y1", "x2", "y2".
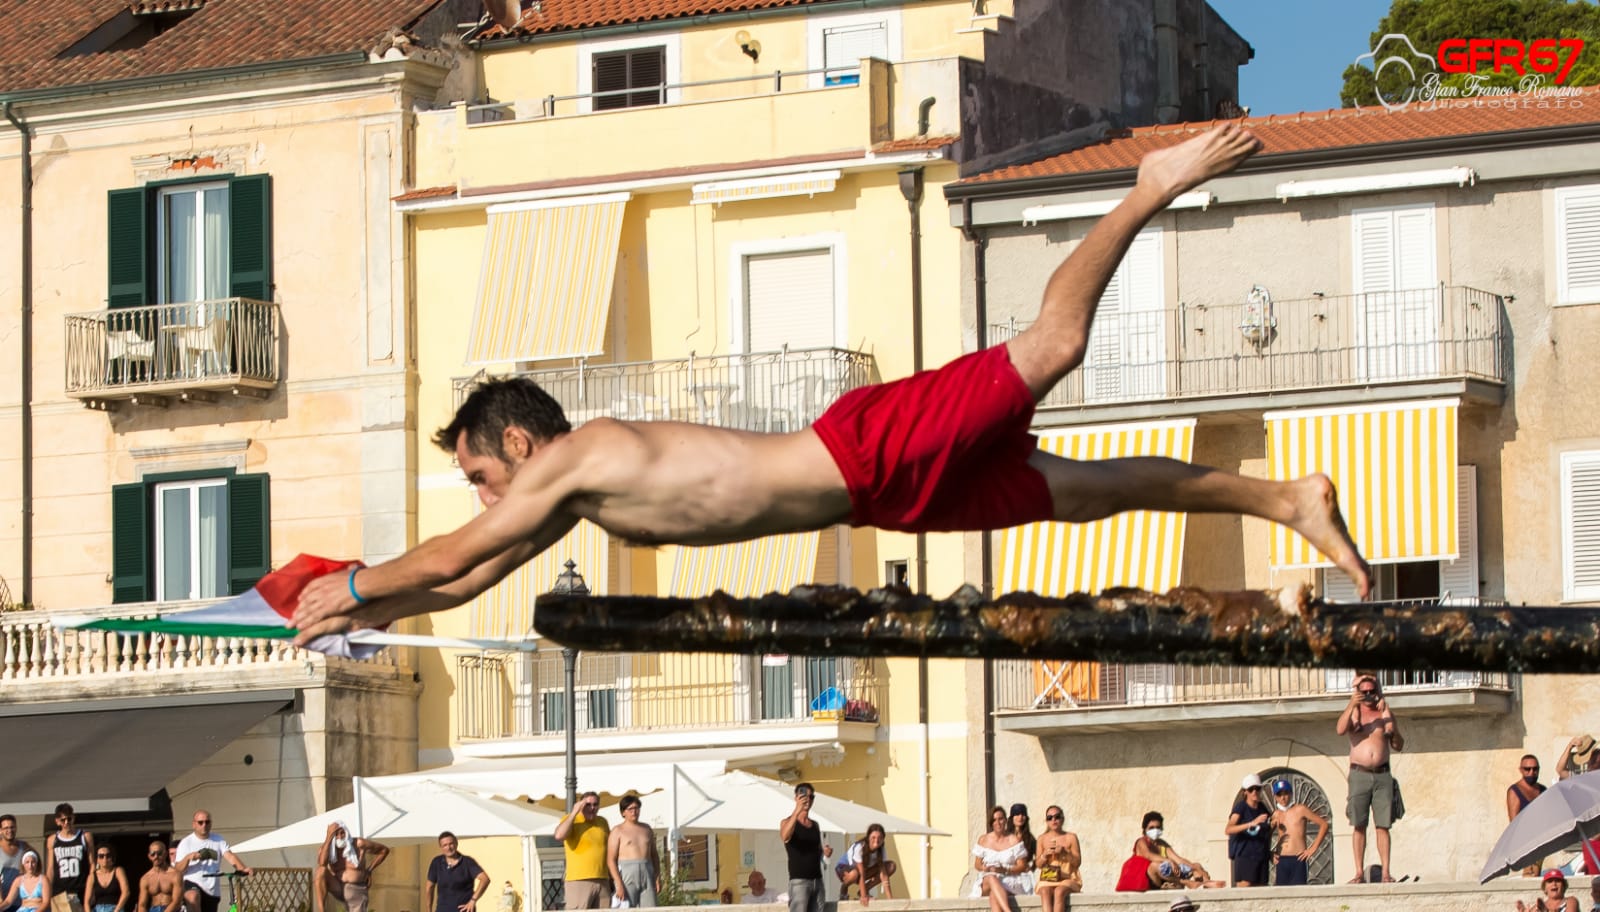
[
  {"x1": 606, "y1": 796, "x2": 659, "y2": 908},
  {"x1": 1335, "y1": 673, "x2": 1404, "y2": 883}
]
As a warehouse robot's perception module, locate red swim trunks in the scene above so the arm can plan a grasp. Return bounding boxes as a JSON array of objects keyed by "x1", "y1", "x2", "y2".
[{"x1": 810, "y1": 344, "x2": 1052, "y2": 533}]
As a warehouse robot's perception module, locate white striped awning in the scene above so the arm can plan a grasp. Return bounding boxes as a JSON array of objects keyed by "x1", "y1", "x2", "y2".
[
  {"x1": 466, "y1": 193, "x2": 628, "y2": 364},
  {"x1": 669, "y1": 533, "x2": 822, "y2": 598},
  {"x1": 470, "y1": 515, "x2": 611, "y2": 640},
  {"x1": 690, "y1": 171, "x2": 840, "y2": 206},
  {"x1": 1266, "y1": 398, "x2": 1458, "y2": 569},
  {"x1": 998, "y1": 419, "x2": 1196, "y2": 596}
]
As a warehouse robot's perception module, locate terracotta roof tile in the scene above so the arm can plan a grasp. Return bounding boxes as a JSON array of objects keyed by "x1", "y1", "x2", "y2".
[
  {"x1": 485, "y1": 0, "x2": 833, "y2": 37},
  {"x1": 960, "y1": 89, "x2": 1600, "y2": 186},
  {"x1": 872, "y1": 134, "x2": 957, "y2": 154},
  {"x1": 392, "y1": 185, "x2": 458, "y2": 202},
  {"x1": 0, "y1": 0, "x2": 446, "y2": 95}
]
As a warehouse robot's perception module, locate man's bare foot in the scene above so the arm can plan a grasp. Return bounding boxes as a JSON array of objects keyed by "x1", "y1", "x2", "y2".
[
  {"x1": 1286, "y1": 474, "x2": 1372, "y2": 599},
  {"x1": 1135, "y1": 123, "x2": 1262, "y2": 202}
]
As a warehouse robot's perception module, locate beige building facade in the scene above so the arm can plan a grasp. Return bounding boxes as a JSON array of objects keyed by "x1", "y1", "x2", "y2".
[{"x1": 946, "y1": 98, "x2": 1600, "y2": 886}]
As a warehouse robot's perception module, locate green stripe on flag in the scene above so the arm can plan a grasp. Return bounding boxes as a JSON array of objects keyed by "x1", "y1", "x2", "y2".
[{"x1": 73, "y1": 618, "x2": 298, "y2": 640}]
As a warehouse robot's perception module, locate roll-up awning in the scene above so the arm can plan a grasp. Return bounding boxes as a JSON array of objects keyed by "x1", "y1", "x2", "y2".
[
  {"x1": 998, "y1": 419, "x2": 1196, "y2": 596},
  {"x1": 471, "y1": 515, "x2": 611, "y2": 639},
  {"x1": 1266, "y1": 398, "x2": 1458, "y2": 568},
  {"x1": 466, "y1": 193, "x2": 628, "y2": 364},
  {"x1": 669, "y1": 533, "x2": 821, "y2": 598}
]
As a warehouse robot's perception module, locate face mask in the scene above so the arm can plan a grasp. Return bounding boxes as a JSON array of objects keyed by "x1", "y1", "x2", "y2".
[
  {"x1": 1146, "y1": 828, "x2": 1163, "y2": 841},
  {"x1": 1524, "y1": 775, "x2": 1540, "y2": 786},
  {"x1": 1275, "y1": 801, "x2": 1291, "y2": 811},
  {"x1": 334, "y1": 837, "x2": 349, "y2": 850}
]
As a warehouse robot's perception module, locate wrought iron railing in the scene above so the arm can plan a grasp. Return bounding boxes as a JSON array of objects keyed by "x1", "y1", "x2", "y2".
[
  {"x1": 994, "y1": 661, "x2": 1512, "y2": 712},
  {"x1": 467, "y1": 63, "x2": 866, "y2": 121},
  {"x1": 990, "y1": 285, "x2": 1505, "y2": 409},
  {"x1": 2, "y1": 602, "x2": 396, "y2": 682},
  {"x1": 64, "y1": 298, "x2": 281, "y2": 399},
  {"x1": 456, "y1": 650, "x2": 883, "y2": 741},
  {"x1": 453, "y1": 346, "x2": 876, "y2": 431}
]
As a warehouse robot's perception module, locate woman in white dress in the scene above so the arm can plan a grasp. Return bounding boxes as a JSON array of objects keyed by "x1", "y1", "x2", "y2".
[{"x1": 972, "y1": 806, "x2": 1031, "y2": 912}]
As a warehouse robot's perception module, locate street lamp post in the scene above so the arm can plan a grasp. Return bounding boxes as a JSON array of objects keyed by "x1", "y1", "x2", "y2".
[{"x1": 549, "y1": 559, "x2": 589, "y2": 812}]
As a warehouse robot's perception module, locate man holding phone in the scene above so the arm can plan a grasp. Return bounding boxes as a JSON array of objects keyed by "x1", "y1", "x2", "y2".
[{"x1": 1335, "y1": 674, "x2": 1403, "y2": 884}]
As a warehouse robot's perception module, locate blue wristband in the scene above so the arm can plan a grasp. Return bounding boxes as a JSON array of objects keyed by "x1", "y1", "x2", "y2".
[{"x1": 348, "y1": 569, "x2": 368, "y2": 605}]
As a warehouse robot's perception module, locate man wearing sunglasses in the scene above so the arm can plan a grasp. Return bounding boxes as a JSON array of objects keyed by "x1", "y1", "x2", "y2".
[
  {"x1": 175, "y1": 812, "x2": 251, "y2": 912},
  {"x1": 134, "y1": 841, "x2": 180, "y2": 912},
  {"x1": 1336, "y1": 673, "x2": 1404, "y2": 883},
  {"x1": 45, "y1": 804, "x2": 93, "y2": 912}
]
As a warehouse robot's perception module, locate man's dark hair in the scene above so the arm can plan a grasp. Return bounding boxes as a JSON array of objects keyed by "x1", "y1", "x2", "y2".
[
  {"x1": 438, "y1": 831, "x2": 457, "y2": 843},
  {"x1": 619, "y1": 795, "x2": 641, "y2": 812},
  {"x1": 794, "y1": 783, "x2": 815, "y2": 799},
  {"x1": 1141, "y1": 811, "x2": 1164, "y2": 830},
  {"x1": 54, "y1": 803, "x2": 74, "y2": 818},
  {"x1": 434, "y1": 377, "x2": 571, "y2": 460},
  {"x1": 0, "y1": 814, "x2": 14, "y2": 827}
]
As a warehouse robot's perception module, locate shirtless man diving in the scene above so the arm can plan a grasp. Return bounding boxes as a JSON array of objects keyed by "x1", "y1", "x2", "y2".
[{"x1": 292, "y1": 123, "x2": 1371, "y2": 641}]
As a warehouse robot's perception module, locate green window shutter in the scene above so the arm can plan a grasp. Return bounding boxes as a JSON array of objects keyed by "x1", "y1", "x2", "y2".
[
  {"x1": 227, "y1": 473, "x2": 272, "y2": 595},
  {"x1": 111, "y1": 483, "x2": 152, "y2": 603},
  {"x1": 228, "y1": 174, "x2": 273, "y2": 301},
  {"x1": 107, "y1": 188, "x2": 150, "y2": 309}
]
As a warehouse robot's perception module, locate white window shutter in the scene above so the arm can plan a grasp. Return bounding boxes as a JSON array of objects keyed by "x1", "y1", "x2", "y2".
[
  {"x1": 1563, "y1": 451, "x2": 1600, "y2": 601},
  {"x1": 1438, "y1": 465, "x2": 1479, "y2": 604},
  {"x1": 1558, "y1": 186, "x2": 1600, "y2": 305},
  {"x1": 1393, "y1": 205, "x2": 1437, "y2": 291},
  {"x1": 1122, "y1": 230, "x2": 1166, "y2": 397},
  {"x1": 1352, "y1": 209, "x2": 1396, "y2": 294},
  {"x1": 745, "y1": 249, "x2": 835, "y2": 352},
  {"x1": 1321, "y1": 567, "x2": 1362, "y2": 603},
  {"x1": 1083, "y1": 250, "x2": 1125, "y2": 401},
  {"x1": 823, "y1": 22, "x2": 887, "y2": 70}
]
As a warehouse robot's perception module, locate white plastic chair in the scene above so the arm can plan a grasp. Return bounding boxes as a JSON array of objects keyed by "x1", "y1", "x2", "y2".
[{"x1": 105, "y1": 329, "x2": 156, "y2": 383}]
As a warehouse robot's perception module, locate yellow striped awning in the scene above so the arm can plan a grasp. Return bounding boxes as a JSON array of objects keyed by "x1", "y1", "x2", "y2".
[
  {"x1": 998, "y1": 419, "x2": 1196, "y2": 596},
  {"x1": 466, "y1": 193, "x2": 628, "y2": 364},
  {"x1": 470, "y1": 515, "x2": 611, "y2": 639},
  {"x1": 669, "y1": 532, "x2": 822, "y2": 598},
  {"x1": 1266, "y1": 398, "x2": 1458, "y2": 569}
]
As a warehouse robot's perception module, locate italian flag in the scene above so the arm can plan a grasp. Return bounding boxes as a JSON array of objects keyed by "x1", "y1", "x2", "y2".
[{"x1": 63, "y1": 554, "x2": 384, "y2": 659}]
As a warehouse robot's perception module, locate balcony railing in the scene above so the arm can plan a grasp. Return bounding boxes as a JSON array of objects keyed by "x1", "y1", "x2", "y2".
[
  {"x1": 991, "y1": 285, "x2": 1505, "y2": 410},
  {"x1": 2, "y1": 602, "x2": 396, "y2": 684},
  {"x1": 994, "y1": 661, "x2": 1511, "y2": 713},
  {"x1": 454, "y1": 346, "x2": 876, "y2": 431},
  {"x1": 456, "y1": 650, "x2": 884, "y2": 741},
  {"x1": 65, "y1": 298, "x2": 281, "y2": 408},
  {"x1": 467, "y1": 64, "x2": 864, "y2": 122}
]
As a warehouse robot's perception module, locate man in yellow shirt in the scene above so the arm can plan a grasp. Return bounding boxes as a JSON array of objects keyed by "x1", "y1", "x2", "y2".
[{"x1": 555, "y1": 792, "x2": 611, "y2": 909}]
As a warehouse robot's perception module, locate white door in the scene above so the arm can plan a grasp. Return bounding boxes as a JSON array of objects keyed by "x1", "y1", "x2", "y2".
[{"x1": 1353, "y1": 204, "x2": 1438, "y2": 379}]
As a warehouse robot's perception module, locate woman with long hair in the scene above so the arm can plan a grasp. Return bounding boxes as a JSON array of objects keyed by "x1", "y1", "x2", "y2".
[
  {"x1": 835, "y1": 823, "x2": 897, "y2": 904},
  {"x1": 972, "y1": 806, "x2": 1030, "y2": 912},
  {"x1": 1033, "y1": 805, "x2": 1082, "y2": 912}
]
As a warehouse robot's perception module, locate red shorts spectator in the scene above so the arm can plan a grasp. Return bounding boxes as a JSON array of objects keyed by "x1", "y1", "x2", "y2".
[{"x1": 811, "y1": 345, "x2": 1051, "y2": 533}]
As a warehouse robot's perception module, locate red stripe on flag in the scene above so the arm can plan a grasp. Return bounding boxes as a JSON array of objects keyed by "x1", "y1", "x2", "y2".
[{"x1": 254, "y1": 554, "x2": 364, "y2": 621}]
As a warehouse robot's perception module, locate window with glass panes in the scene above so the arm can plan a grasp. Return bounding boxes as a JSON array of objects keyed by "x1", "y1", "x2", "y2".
[
  {"x1": 107, "y1": 174, "x2": 273, "y2": 308},
  {"x1": 112, "y1": 471, "x2": 271, "y2": 604}
]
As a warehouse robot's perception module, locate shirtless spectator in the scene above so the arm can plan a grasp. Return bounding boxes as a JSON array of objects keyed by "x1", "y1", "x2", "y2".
[
  {"x1": 1033, "y1": 805, "x2": 1082, "y2": 912},
  {"x1": 292, "y1": 123, "x2": 1370, "y2": 645},
  {"x1": 316, "y1": 822, "x2": 388, "y2": 912},
  {"x1": 135, "y1": 842, "x2": 181, "y2": 912},
  {"x1": 1336, "y1": 673, "x2": 1403, "y2": 883},
  {"x1": 1509, "y1": 756, "x2": 1547, "y2": 877},
  {"x1": 1268, "y1": 779, "x2": 1327, "y2": 886},
  {"x1": 606, "y1": 796, "x2": 659, "y2": 908}
]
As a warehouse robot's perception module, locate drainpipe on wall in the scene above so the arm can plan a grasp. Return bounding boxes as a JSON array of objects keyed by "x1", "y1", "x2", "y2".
[
  {"x1": 959, "y1": 198, "x2": 996, "y2": 814},
  {"x1": 1154, "y1": 0, "x2": 1181, "y2": 123},
  {"x1": 897, "y1": 166, "x2": 932, "y2": 898},
  {"x1": 3, "y1": 102, "x2": 32, "y2": 608}
]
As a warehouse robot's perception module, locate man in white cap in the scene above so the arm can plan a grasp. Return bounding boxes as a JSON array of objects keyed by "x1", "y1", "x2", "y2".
[
  {"x1": 1224, "y1": 775, "x2": 1271, "y2": 887},
  {"x1": 1168, "y1": 894, "x2": 1199, "y2": 912}
]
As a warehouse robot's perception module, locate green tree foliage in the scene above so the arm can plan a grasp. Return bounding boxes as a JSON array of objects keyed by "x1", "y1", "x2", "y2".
[{"x1": 1340, "y1": 0, "x2": 1600, "y2": 108}]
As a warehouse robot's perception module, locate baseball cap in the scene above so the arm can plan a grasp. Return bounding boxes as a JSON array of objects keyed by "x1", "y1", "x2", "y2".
[
  {"x1": 1240, "y1": 774, "x2": 1262, "y2": 790},
  {"x1": 1544, "y1": 869, "x2": 1567, "y2": 883},
  {"x1": 1009, "y1": 803, "x2": 1028, "y2": 818},
  {"x1": 1271, "y1": 779, "x2": 1293, "y2": 796}
]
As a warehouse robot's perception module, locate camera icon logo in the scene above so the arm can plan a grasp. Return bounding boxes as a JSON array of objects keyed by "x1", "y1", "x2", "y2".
[{"x1": 1354, "y1": 33, "x2": 1438, "y2": 111}]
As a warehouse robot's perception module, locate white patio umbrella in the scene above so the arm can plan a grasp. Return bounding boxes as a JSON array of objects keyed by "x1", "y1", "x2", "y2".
[
  {"x1": 659, "y1": 770, "x2": 946, "y2": 837},
  {"x1": 232, "y1": 778, "x2": 564, "y2": 854},
  {"x1": 1481, "y1": 773, "x2": 1600, "y2": 882}
]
